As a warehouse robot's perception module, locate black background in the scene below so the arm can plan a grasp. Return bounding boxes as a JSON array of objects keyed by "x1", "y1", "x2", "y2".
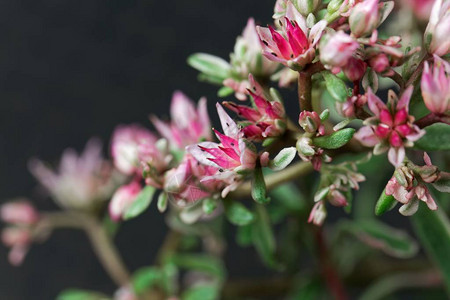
[{"x1": 0, "y1": 0, "x2": 281, "y2": 299}]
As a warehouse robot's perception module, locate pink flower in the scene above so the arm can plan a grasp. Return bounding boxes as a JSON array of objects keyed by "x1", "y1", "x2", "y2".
[
  {"x1": 385, "y1": 177, "x2": 437, "y2": 216},
  {"x1": 164, "y1": 155, "x2": 223, "y2": 205},
  {"x1": 421, "y1": 55, "x2": 450, "y2": 115},
  {"x1": 138, "y1": 138, "x2": 173, "y2": 188},
  {"x1": 320, "y1": 31, "x2": 359, "y2": 69},
  {"x1": 151, "y1": 91, "x2": 212, "y2": 149},
  {"x1": 108, "y1": 181, "x2": 142, "y2": 221},
  {"x1": 223, "y1": 89, "x2": 286, "y2": 141},
  {"x1": 187, "y1": 104, "x2": 258, "y2": 197},
  {"x1": 1, "y1": 227, "x2": 31, "y2": 266},
  {"x1": 349, "y1": 0, "x2": 381, "y2": 37},
  {"x1": 401, "y1": 0, "x2": 436, "y2": 21},
  {"x1": 257, "y1": 1, "x2": 327, "y2": 70},
  {"x1": 308, "y1": 201, "x2": 327, "y2": 226},
  {"x1": 337, "y1": 93, "x2": 368, "y2": 118},
  {"x1": 28, "y1": 139, "x2": 120, "y2": 210},
  {"x1": 0, "y1": 200, "x2": 39, "y2": 225},
  {"x1": 424, "y1": 0, "x2": 450, "y2": 56},
  {"x1": 111, "y1": 124, "x2": 157, "y2": 175},
  {"x1": 354, "y1": 87, "x2": 425, "y2": 166}
]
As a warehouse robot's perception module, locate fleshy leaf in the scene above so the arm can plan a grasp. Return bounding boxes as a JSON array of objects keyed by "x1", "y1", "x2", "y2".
[
  {"x1": 251, "y1": 167, "x2": 270, "y2": 204},
  {"x1": 269, "y1": 147, "x2": 297, "y2": 171},
  {"x1": 157, "y1": 192, "x2": 168, "y2": 213},
  {"x1": 251, "y1": 205, "x2": 280, "y2": 269},
  {"x1": 414, "y1": 123, "x2": 450, "y2": 151},
  {"x1": 375, "y1": 188, "x2": 397, "y2": 216},
  {"x1": 312, "y1": 128, "x2": 355, "y2": 149},
  {"x1": 432, "y1": 172, "x2": 450, "y2": 193},
  {"x1": 322, "y1": 71, "x2": 351, "y2": 103},
  {"x1": 412, "y1": 202, "x2": 450, "y2": 295},
  {"x1": 217, "y1": 86, "x2": 234, "y2": 97},
  {"x1": 56, "y1": 289, "x2": 109, "y2": 300},
  {"x1": 202, "y1": 198, "x2": 218, "y2": 214},
  {"x1": 132, "y1": 266, "x2": 162, "y2": 294},
  {"x1": 224, "y1": 199, "x2": 255, "y2": 226},
  {"x1": 182, "y1": 284, "x2": 219, "y2": 300},
  {"x1": 187, "y1": 53, "x2": 231, "y2": 82},
  {"x1": 123, "y1": 185, "x2": 156, "y2": 220}
]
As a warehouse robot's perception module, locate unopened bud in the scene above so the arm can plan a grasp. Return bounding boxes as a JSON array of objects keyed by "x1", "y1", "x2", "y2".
[{"x1": 349, "y1": 0, "x2": 380, "y2": 37}]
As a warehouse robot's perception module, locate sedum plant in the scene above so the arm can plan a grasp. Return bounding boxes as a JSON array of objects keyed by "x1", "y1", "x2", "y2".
[{"x1": 2, "y1": 0, "x2": 450, "y2": 299}]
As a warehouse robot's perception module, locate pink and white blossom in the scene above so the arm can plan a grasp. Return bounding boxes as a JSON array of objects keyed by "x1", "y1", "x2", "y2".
[
  {"x1": 223, "y1": 89, "x2": 286, "y2": 141},
  {"x1": 1, "y1": 227, "x2": 31, "y2": 266},
  {"x1": 354, "y1": 87, "x2": 425, "y2": 166},
  {"x1": 320, "y1": 31, "x2": 359, "y2": 69},
  {"x1": 257, "y1": 2, "x2": 327, "y2": 70},
  {"x1": 298, "y1": 110, "x2": 325, "y2": 135},
  {"x1": 308, "y1": 201, "x2": 327, "y2": 226},
  {"x1": 424, "y1": 0, "x2": 450, "y2": 56},
  {"x1": 187, "y1": 104, "x2": 257, "y2": 197},
  {"x1": 421, "y1": 55, "x2": 450, "y2": 115},
  {"x1": 349, "y1": 0, "x2": 381, "y2": 37},
  {"x1": 111, "y1": 124, "x2": 157, "y2": 175},
  {"x1": 151, "y1": 91, "x2": 211, "y2": 149},
  {"x1": 28, "y1": 139, "x2": 120, "y2": 210},
  {"x1": 0, "y1": 200, "x2": 39, "y2": 225}
]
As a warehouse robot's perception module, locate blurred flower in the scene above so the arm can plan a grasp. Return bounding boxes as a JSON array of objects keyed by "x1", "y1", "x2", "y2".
[
  {"x1": 257, "y1": 1, "x2": 327, "y2": 70},
  {"x1": 187, "y1": 104, "x2": 257, "y2": 197},
  {"x1": 223, "y1": 88, "x2": 286, "y2": 141},
  {"x1": 343, "y1": 57, "x2": 367, "y2": 82},
  {"x1": 320, "y1": 31, "x2": 359, "y2": 69},
  {"x1": 368, "y1": 53, "x2": 390, "y2": 73},
  {"x1": 0, "y1": 200, "x2": 39, "y2": 266},
  {"x1": 151, "y1": 91, "x2": 212, "y2": 149},
  {"x1": 139, "y1": 138, "x2": 173, "y2": 188},
  {"x1": 349, "y1": 0, "x2": 381, "y2": 37},
  {"x1": 421, "y1": 55, "x2": 450, "y2": 115},
  {"x1": 401, "y1": 0, "x2": 436, "y2": 21},
  {"x1": 111, "y1": 124, "x2": 157, "y2": 175},
  {"x1": 29, "y1": 139, "x2": 121, "y2": 210},
  {"x1": 354, "y1": 87, "x2": 425, "y2": 166},
  {"x1": 308, "y1": 201, "x2": 327, "y2": 226},
  {"x1": 108, "y1": 181, "x2": 142, "y2": 222},
  {"x1": 0, "y1": 200, "x2": 39, "y2": 225},
  {"x1": 424, "y1": 0, "x2": 450, "y2": 56},
  {"x1": 337, "y1": 93, "x2": 368, "y2": 118}
]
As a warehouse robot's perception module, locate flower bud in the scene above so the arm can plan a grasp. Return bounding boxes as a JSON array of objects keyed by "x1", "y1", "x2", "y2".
[
  {"x1": 349, "y1": 0, "x2": 380, "y2": 37},
  {"x1": 327, "y1": 0, "x2": 345, "y2": 14},
  {"x1": 299, "y1": 111, "x2": 321, "y2": 133},
  {"x1": 108, "y1": 182, "x2": 142, "y2": 222},
  {"x1": 421, "y1": 56, "x2": 450, "y2": 115},
  {"x1": 369, "y1": 53, "x2": 390, "y2": 73},
  {"x1": 320, "y1": 31, "x2": 359, "y2": 68},
  {"x1": 0, "y1": 201, "x2": 39, "y2": 225},
  {"x1": 424, "y1": 0, "x2": 450, "y2": 56},
  {"x1": 343, "y1": 57, "x2": 367, "y2": 81},
  {"x1": 295, "y1": 0, "x2": 321, "y2": 16},
  {"x1": 296, "y1": 137, "x2": 315, "y2": 156},
  {"x1": 328, "y1": 189, "x2": 348, "y2": 207},
  {"x1": 1, "y1": 227, "x2": 31, "y2": 247},
  {"x1": 308, "y1": 201, "x2": 327, "y2": 226}
]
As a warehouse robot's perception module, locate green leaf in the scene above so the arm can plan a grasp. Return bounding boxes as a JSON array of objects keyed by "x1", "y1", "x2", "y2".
[
  {"x1": 56, "y1": 289, "x2": 109, "y2": 300},
  {"x1": 132, "y1": 266, "x2": 162, "y2": 294},
  {"x1": 182, "y1": 284, "x2": 219, "y2": 300},
  {"x1": 202, "y1": 198, "x2": 217, "y2": 214},
  {"x1": 269, "y1": 147, "x2": 296, "y2": 171},
  {"x1": 123, "y1": 185, "x2": 156, "y2": 220},
  {"x1": 322, "y1": 71, "x2": 350, "y2": 102},
  {"x1": 187, "y1": 53, "x2": 230, "y2": 80},
  {"x1": 236, "y1": 224, "x2": 253, "y2": 247},
  {"x1": 252, "y1": 205, "x2": 280, "y2": 269},
  {"x1": 357, "y1": 220, "x2": 418, "y2": 258},
  {"x1": 432, "y1": 172, "x2": 450, "y2": 193},
  {"x1": 414, "y1": 123, "x2": 450, "y2": 151},
  {"x1": 262, "y1": 137, "x2": 277, "y2": 147},
  {"x1": 375, "y1": 188, "x2": 397, "y2": 216},
  {"x1": 312, "y1": 128, "x2": 355, "y2": 149},
  {"x1": 102, "y1": 214, "x2": 120, "y2": 237},
  {"x1": 251, "y1": 167, "x2": 270, "y2": 204},
  {"x1": 224, "y1": 199, "x2": 255, "y2": 226},
  {"x1": 169, "y1": 254, "x2": 226, "y2": 281},
  {"x1": 157, "y1": 192, "x2": 168, "y2": 213},
  {"x1": 217, "y1": 86, "x2": 234, "y2": 97},
  {"x1": 412, "y1": 202, "x2": 450, "y2": 295},
  {"x1": 269, "y1": 183, "x2": 307, "y2": 213}
]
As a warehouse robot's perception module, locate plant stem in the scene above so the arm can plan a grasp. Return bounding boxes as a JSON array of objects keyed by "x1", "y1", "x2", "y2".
[
  {"x1": 38, "y1": 212, "x2": 131, "y2": 287},
  {"x1": 229, "y1": 161, "x2": 314, "y2": 198},
  {"x1": 298, "y1": 71, "x2": 312, "y2": 111},
  {"x1": 415, "y1": 113, "x2": 450, "y2": 128},
  {"x1": 155, "y1": 230, "x2": 181, "y2": 264}
]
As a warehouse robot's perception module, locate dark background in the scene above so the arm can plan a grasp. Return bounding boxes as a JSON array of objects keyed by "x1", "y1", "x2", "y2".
[{"x1": 0, "y1": 0, "x2": 280, "y2": 299}]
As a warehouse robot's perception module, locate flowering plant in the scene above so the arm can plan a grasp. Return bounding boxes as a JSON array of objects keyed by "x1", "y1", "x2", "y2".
[{"x1": 2, "y1": 0, "x2": 450, "y2": 299}]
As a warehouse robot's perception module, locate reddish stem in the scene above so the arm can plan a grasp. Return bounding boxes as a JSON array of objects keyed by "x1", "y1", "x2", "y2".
[
  {"x1": 315, "y1": 228, "x2": 348, "y2": 300},
  {"x1": 415, "y1": 113, "x2": 450, "y2": 128}
]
